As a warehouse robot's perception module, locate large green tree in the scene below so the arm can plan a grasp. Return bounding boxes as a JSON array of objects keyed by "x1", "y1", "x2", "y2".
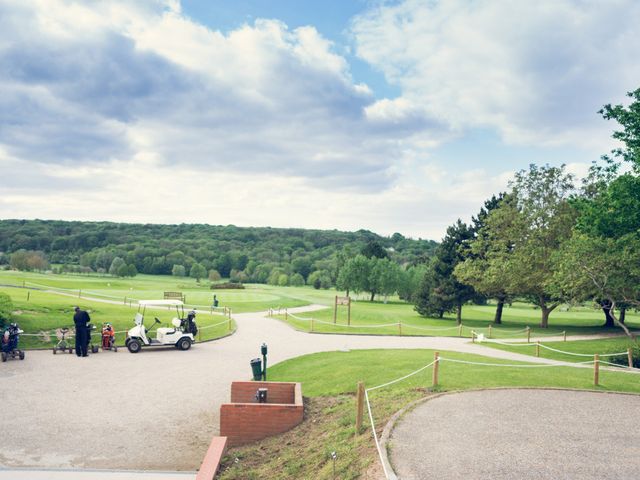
[
  {"x1": 471, "y1": 165, "x2": 577, "y2": 327},
  {"x1": 454, "y1": 194, "x2": 510, "y2": 324},
  {"x1": 415, "y1": 220, "x2": 477, "y2": 324}
]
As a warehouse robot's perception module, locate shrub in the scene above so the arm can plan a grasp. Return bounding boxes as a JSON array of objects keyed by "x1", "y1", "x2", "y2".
[
  {"x1": 0, "y1": 292, "x2": 13, "y2": 329},
  {"x1": 210, "y1": 282, "x2": 245, "y2": 290}
]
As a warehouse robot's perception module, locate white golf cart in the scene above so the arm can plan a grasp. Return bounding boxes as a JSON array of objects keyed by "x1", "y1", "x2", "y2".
[{"x1": 125, "y1": 300, "x2": 197, "y2": 353}]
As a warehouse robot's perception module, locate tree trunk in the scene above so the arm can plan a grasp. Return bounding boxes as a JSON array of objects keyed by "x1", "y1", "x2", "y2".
[
  {"x1": 370, "y1": 292, "x2": 375, "y2": 302},
  {"x1": 346, "y1": 288, "x2": 350, "y2": 297},
  {"x1": 438, "y1": 310, "x2": 444, "y2": 319},
  {"x1": 539, "y1": 298, "x2": 558, "y2": 328},
  {"x1": 456, "y1": 304, "x2": 462, "y2": 325},
  {"x1": 619, "y1": 307, "x2": 626, "y2": 324},
  {"x1": 494, "y1": 298, "x2": 504, "y2": 325},
  {"x1": 601, "y1": 300, "x2": 615, "y2": 328}
]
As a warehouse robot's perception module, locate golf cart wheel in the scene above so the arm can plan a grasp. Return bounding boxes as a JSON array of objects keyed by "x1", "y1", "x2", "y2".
[
  {"x1": 113, "y1": 345, "x2": 118, "y2": 352},
  {"x1": 68, "y1": 348, "x2": 74, "y2": 354},
  {"x1": 178, "y1": 338, "x2": 191, "y2": 351},
  {"x1": 1, "y1": 352, "x2": 6, "y2": 362},
  {"x1": 19, "y1": 351, "x2": 25, "y2": 360},
  {"x1": 92, "y1": 345, "x2": 99, "y2": 354},
  {"x1": 53, "y1": 348, "x2": 57, "y2": 355},
  {"x1": 127, "y1": 339, "x2": 142, "y2": 354}
]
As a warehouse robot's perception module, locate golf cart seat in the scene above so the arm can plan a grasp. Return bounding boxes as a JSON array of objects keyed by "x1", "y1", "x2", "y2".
[{"x1": 156, "y1": 318, "x2": 182, "y2": 338}]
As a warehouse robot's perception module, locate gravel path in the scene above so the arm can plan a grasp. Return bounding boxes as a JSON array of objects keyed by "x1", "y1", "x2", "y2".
[
  {"x1": 390, "y1": 389, "x2": 640, "y2": 480},
  {"x1": 0, "y1": 305, "x2": 562, "y2": 472}
]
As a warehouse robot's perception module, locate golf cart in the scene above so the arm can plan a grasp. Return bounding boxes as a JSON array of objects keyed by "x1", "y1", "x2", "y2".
[{"x1": 125, "y1": 300, "x2": 197, "y2": 354}]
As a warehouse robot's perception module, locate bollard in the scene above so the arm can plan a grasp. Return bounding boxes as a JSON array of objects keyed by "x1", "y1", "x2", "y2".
[
  {"x1": 432, "y1": 351, "x2": 440, "y2": 387},
  {"x1": 628, "y1": 348, "x2": 634, "y2": 368},
  {"x1": 526, "y1": 326, "x2": 531, "y2": 343},
  {"x1": 471, "y1": 331, "x2": 475, "y2": 343},
  {"x1": 310, "y1": 318, "x2": 314, "y2": 333},
  {"x1": 398, "y1": 322, "x2": 402, "y2": 336},
  {"x1": 458, "y1": 324, "x2": 463, "y2": 337},
  {"x1": 27, "y1": 291, "x2": 30, "y2": 301},
  {"x1": 536, "y1": 341, "x2": 540, "y2": 357},
  {"x1": 124, "y1": 296, "x2": 127, "y2": 305},
  {"x1": 594, "y1": 354, "x2": 600, "y2": 386},
  {"x1": 488, "y1": 324, "x2": 492, "y2": 339},
  {"x1": 356, "y1": 381, "x2": 365, "y2": 432},
  {"x1": 228, "y1": 308, "x2": 232, "y2": 319},
  {"x1": 228, "y1": 317, "x2": 232, "y2": 331},
  {"x1": 563, "y1": 331, "x2": 567, "y2": 342}
]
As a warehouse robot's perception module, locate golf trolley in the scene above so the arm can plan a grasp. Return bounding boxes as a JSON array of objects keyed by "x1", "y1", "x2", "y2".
[
  {"x1": 125, "y1": 300, "x2": 197, "y2": 353},
  {"x1": 87, "y1": 323, "x2": 99, "y2": 354},
  {"x1": 1, "y1": 323, "x2": 25, "y2": 362},
  {"x1": 101, "y1": 323, "x2": 118, "y2": 352},
  {"x1": 53, "y1": 327, "x2": 74, "y2": 354}
]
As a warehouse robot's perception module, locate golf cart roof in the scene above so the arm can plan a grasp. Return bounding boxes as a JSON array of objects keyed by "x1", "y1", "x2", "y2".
[{"x1": 138, "y1": 300, "x2": 184, "y2": 307}]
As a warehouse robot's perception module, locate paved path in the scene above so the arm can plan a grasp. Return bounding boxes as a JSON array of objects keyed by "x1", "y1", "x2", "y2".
[
  {"x1": 0, "y1": 305, "x2": 602, "y2": 477},
  {"x1": 389, "y1": 389, "x2": 640, "y2": 480}
]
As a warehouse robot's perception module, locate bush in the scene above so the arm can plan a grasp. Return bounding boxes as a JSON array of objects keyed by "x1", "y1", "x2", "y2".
[
  {"x1": 0, "y1": 292, "x2": 13, "y2": 329},
  {"x1": 210, "y1": 282, "x2": 245, "y2": 290},
  {"x1": 609, "y1": 350, "x2": 640, "y2": 369},
  {"x1": 289, "y1": 273, "x2": 305, "y2": 287},
  {"x1": 208, "y1": 269, "x2": 221, "y2": 281}
]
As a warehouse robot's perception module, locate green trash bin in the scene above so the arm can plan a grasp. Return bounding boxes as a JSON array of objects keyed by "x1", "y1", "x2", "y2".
[{"x1": 250, "y1": 357, "x2": 263, "y2": 381}]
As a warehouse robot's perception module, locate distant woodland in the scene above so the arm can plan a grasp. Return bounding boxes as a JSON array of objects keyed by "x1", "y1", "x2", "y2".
[{"x1": 0, "y1": 220, "x2": 437, "y2": 289}]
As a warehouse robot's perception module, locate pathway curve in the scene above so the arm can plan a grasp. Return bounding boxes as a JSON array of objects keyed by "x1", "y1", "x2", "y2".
[
  {"x1": 0, "y1": 305, "x2": 609, "y2": 474},
  {"x1": 389, "y1": 389, "x2": 640, "y2": 480}
]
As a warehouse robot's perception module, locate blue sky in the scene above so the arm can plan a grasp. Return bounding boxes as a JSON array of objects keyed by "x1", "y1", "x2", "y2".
[{"x1": 1, "y1": 0, "x2": 638, "y2": 240}]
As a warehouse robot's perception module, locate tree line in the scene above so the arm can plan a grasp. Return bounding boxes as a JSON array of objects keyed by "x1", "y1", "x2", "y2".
[
  {"x1": 0, "y1": 221, "x2": 437, "y2": 288},
  {"x1": 413, "y1": 88, "x2": 640, "y2": 329}
]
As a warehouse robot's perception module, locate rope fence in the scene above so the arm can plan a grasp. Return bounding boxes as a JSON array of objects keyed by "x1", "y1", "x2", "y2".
[{"x1": 357, "y1": 351, "x2": 639, "y2": 479}]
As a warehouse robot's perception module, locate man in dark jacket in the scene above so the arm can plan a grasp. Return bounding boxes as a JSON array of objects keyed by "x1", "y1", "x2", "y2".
[{"x1": 73, "y1": 306, "x2": 90, "y2": 357}]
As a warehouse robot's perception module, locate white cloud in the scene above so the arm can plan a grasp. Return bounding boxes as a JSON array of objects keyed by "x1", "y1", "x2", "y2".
[
  {"x1": 0, "y1": 0, "x2": 449, "y2": 193},
  {"x1": 351, "y1": 0, "x2": 640, "y2": 148}
]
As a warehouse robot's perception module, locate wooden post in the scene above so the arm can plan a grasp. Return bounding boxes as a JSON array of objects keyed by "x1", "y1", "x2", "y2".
[
  {"x1": 398, "y1": 322, "x2": 402, "y2": 336},
  {"x1": 347, "y1": 298, "x2": 351, "y2": 326},
  {"x1": 563, "y1": 331, "x2": 567, "y2": 342},
  {"x1": 594, "y1": 354, "x2": 599, "y2": 386},
  {"x1": 310, "y1": 318, "x2": 314, "y2": 333},
  {"x1": 526, "y1": 326, "x2": 531, "y2": 343},
  {"x1": 471, "y1": 331, "x2": 475, "y2": 343},
  {"x1": 536, "y1": 341, "x2": 540, "y2": 357},
  {"x1": 628, "y1": 348, "x2": 634, "y2": 368},
  {"x1": 355, "y1": 381, "x2": 365, "y2": 432},
  {"x1": 488, "y1": 324, "x2": 492, "y2": 339},
  {"x1": 333, "y1": 296, "x2": 337, "y2": 324},
  {"x1": 458, "y1": 323, "x2": 463, "y2": 337},
  {"x1": 228, "y1": 318, "x2": 232, "y2": 331},
  {"x1": 124, "y1": 296, "x2": 127, "y2": 305},
  {"x1": 228, "y1": 308, "x2": 232, "y2": 319},
  {"x1": 432, "y1": 351, "x2": 440, "y2": 387},
  {"x1": 27, "y1": 291, "x2": 30, "y2": 301},
  {"x1": 285, "y1": 309, "x2": 288, "y2": 321}
]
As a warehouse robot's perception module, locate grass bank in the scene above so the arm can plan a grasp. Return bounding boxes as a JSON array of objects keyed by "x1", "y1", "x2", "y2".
[{"x1": 218, "y1": 349, "x2": 640, "y2": 479}]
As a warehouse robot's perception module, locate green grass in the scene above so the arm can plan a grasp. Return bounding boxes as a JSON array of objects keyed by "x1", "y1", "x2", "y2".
[
  {"x1": 478, "y1": 336, "x2": 639, "y2": 364},
  {"x1": 219, "y1": 348, "x2": 640, "y2": 479},
  {"x1": 0, "y1": 270, "x2": 338, "y2": 313},
  {"x1": 278, "y1": 299, "x2": 640, "y2": 338},
  {"x1": 0, "y1": 285, "x2": 235, "y2": 348}
]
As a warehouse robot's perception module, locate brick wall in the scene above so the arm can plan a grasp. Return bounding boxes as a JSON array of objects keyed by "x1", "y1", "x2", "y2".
[
  {"x1": 230, "y1": 381, "x2": 296, "y2": 404},
  {"x1": 196, "y1": 436, "x2": 227, "y2": 480},
  {"x1": 220, "y1": 381, "x2": 303, "y2": 447}
]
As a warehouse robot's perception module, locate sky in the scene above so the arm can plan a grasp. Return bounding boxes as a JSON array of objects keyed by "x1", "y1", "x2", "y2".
[{"x1": 1, "y1": 0, "x2": 639, "y2": 241}]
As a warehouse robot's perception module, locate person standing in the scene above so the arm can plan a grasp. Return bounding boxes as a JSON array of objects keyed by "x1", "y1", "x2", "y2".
[{"x1": 73, "y1": 306, "x2": 90, "y2": 357}]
